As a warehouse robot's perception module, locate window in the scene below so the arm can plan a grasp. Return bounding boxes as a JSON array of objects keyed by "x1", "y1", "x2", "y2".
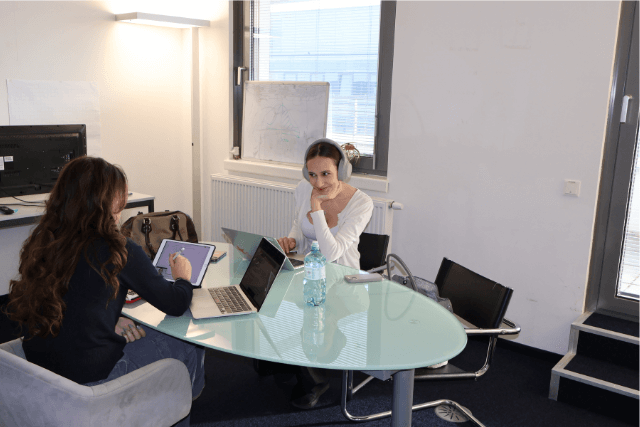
[
  {"x1": 587, "y1": 1, "x2": 639, "y2": 318},
  {"x1": 233, "y1": 0, "x2": 395, "y2": 176},
  {"x1": 617, "y1": 132, "x2": 639, "y2": 301}
]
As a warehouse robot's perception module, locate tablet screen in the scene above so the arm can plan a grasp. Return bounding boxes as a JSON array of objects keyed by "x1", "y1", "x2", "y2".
[{"x1": 153, "y1": 240, "x2": 215, "y2": 287}]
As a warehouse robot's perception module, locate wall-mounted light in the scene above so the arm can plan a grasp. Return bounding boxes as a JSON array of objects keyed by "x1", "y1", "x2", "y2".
[{"x1": 115, "y1": 12, "x2": 210, "y2": 29}]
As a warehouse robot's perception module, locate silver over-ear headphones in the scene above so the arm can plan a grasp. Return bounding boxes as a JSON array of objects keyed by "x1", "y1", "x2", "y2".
[{"x1": 302, "y1": 138, "x2": 352, "y2": 182}]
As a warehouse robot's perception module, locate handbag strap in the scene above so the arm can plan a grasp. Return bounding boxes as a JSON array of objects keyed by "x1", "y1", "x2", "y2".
[
  {"x1": 141, "y1": 218, "x2": 157, "y2": 258},
  {"x1": 385, "y1": 253, "x2": 417, "y2": 291},
  {"x1": 383, "y1": 253, "x2": 417, "y2": 321},
  {"x1": 170, "y1": 215, "x2": 184, "y2": 241}
]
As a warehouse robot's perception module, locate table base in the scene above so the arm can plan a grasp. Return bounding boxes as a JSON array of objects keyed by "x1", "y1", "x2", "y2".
[{"x1": 340, "y1": 370, "x2": 486, "y2": 427}]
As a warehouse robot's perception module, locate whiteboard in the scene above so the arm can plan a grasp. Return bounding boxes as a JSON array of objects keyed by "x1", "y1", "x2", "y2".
[{"x1": 241, "y1": 81, "x2": 329, "y2": 164}]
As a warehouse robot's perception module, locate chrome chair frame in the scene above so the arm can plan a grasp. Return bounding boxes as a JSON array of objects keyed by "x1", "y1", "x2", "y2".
[
  {"x1": 341, "y1": 369, "x2": 486, "y2": 426},
  {"x1": 340, "y1": 258, "x2": 521, "y2": 426}
]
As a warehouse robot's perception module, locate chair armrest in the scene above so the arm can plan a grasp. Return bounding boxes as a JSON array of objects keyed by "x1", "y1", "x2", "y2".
[
  {"x1": 464, "y1": 317, "x2": 521, "y2": 337},
  {"x1": 87, "y1": 358, "x2": 192, "y2": 427},
  {"x1": 367, "y1": 265, "x2": 388, "y2": 274},
  {"x1": 0, "y1": 338, "x2": 26, "y2": 358}
]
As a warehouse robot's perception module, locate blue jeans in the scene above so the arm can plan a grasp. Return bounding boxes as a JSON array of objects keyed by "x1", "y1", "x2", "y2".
[{"x1": 84, "y1": 328, "x2": 205, "y2": 426}]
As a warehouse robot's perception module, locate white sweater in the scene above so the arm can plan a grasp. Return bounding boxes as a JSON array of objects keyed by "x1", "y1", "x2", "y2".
[{"x1": 287, "y1": 180, "x2": 374, "y2": 269}]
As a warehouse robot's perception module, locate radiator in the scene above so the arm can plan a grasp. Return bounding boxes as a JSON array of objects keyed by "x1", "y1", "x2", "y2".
[{"x1": 210, "y1": 174, "x2": 395, "y2": 245}]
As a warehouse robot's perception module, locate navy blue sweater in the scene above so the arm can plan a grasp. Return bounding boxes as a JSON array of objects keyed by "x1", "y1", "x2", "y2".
[{"x1": 22, "y1": 238, "x2": 193, "y2": 384}]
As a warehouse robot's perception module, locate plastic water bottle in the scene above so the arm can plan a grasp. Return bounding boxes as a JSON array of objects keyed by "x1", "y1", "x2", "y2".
[{"x1": 303, "y1": 241, "x2": 326, "y2": 306}]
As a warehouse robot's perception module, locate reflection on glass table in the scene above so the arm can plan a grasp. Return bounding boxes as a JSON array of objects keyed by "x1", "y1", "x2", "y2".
[{"x1": 122, "y1": 242, "x2": 467, "y2": 426}]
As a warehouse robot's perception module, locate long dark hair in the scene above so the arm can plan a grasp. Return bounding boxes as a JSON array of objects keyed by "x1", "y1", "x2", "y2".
[{"x1": 7, "y1": 156, "x2": 128, "y2": 338}]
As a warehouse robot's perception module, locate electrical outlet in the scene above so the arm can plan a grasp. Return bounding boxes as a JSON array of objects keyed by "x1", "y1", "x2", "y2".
[{"x1": 564, "y1": 180, "x2": 580, "y2": 196}]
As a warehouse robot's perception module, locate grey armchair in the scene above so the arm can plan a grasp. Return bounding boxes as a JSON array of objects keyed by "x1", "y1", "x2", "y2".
[{"x1": 0, "y1": 338, "x2": 192, "y2": 427}]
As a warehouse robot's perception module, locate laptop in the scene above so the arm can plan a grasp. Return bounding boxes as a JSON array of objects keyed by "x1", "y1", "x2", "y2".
[
  {"x1": 221, "y1": 227, "x2": 305, "y2": 271},
  {"x1": 190, "y1": 237, "x2": 287, "y2": 319}
]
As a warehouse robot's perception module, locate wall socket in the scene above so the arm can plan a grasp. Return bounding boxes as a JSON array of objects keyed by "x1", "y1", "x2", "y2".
[{"x1": 564, "y1": 179, "x2": 581, "y2": 196}]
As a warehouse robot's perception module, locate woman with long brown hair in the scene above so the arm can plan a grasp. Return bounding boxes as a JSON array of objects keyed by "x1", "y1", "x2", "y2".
[{"x1": 6, "y1": 156, "x2": 204, "y2": 426}]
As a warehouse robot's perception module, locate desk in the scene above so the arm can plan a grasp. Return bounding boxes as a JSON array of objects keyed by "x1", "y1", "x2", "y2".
[
  {"x1": 122, "y1": 243, "x2": 467, "y2": 426},
  {"x1": 0, "y1": 192, "x2": 155, "y2": 295},
  {"x1": 0, "y1": 192, "x2": 155, "y2": 229}
]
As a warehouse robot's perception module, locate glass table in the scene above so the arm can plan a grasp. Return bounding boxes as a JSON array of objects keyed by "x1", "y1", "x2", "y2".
[{"x1": 122, "y1": 243, "x2": 467, "y2": 426}]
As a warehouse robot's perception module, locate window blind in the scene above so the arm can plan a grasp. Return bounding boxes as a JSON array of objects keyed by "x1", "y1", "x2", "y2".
[
  {"x1": 251, "y1": 0, "x2": 381, "y2": 157},
  {"x1": 617, "y1": 133, "x2": 639, "y2": 301}
]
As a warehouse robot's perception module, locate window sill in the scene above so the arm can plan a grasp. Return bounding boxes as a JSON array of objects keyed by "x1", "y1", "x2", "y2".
[{"x1": 223, "y1": 159, "x2": 389, "y2": 193}]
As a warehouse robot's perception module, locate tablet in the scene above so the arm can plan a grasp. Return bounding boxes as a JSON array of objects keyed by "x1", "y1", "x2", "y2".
[{"x1": 152, "y1": 239, "x2": 216, "y2": 287}]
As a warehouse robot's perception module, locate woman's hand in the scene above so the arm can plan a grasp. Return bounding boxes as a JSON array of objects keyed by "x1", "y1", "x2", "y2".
[
  {"x1": 170, "y1": 253, "x2": 192, "y2": 282},
  {"x1": 116, "y1": 316, "x2": 146, "y2": 343},
  {"x1": 310, "y1": 183, "x2": 341, "y2": 212},
  {"x1": 277, "y1": 237, "x2": 296, "y2": 253}
]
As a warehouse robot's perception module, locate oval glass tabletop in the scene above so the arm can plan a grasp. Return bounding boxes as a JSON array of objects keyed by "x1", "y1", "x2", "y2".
[{"x1": 122, "y1": 243, "x2": 467, "y2": 371}]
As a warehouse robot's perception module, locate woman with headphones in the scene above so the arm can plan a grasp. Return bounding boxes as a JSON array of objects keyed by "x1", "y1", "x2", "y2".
[
  {"x1": 272, "y1": 139, "x2": 373, "y2": 409},
  {"x1": 277, "y1": 138, "x2": 373, "y2": 270}
]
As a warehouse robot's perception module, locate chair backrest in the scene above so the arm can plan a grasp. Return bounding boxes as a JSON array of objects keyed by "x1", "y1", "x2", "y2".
[
  {"x1": 357, "y1": 233, "x2": 390, "y2": 271},
  {"x1": 0, "y1": 338, "x2": 192, "y2": 427},
  {"x1": 434, "y1": 258, "x2": 513, "y2": 329}
]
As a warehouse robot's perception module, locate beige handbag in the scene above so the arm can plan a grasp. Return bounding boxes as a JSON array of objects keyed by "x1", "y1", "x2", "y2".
[{"x1": 121, "y1": 211, "x2": 198, "y2": 259}]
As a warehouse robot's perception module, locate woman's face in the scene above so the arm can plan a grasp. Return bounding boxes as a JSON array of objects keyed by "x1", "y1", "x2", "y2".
[{"x1": 307, "y1": 156, "x2": 340, "y2": 194}]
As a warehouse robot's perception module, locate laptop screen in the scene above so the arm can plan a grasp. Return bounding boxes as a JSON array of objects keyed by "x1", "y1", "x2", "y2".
[{"x1": 239, "y1": 238, "x2": 286, "y2": 310}]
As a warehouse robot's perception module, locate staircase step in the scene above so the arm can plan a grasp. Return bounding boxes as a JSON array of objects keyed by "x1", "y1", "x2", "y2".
[
  {"x1": 573, "y1": 313, "x2": 639, "y2": 345},
  {"x1": 583, "y1": 312, "x2": 639, "y2": 337},
  {"x1": 574, "y1": 328, "x2": 639, "y2": 369},
  {"x1": 565, "y1": 354, "x2": 639, "y2": 391},
  {"x1": 550, "y1": 310, "x2": 640, "y2": 420},
  {"x1": 552, "y1": 352, "x2": 639, "y2": 400},
  {"x1": 557, "y1": 376, "x2": 639, "y2": 425}
]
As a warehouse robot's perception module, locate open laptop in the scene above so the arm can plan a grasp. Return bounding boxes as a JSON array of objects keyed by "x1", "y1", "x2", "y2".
[
  {"x1": 221, "y1": 227, "x2": 305, "y2": 271},
  {"x1": 190, "y1": 237, "x2": 287, "y2": 319}
]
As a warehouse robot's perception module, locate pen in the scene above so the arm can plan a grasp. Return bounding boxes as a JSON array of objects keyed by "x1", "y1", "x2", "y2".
[{"x1": 173, "y1": 247, "x2": 185, "y2": 261}]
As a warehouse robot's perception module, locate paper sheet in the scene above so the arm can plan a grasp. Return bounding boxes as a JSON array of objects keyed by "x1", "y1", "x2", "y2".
[{"x1": 7, "y1": 79, "x2": 102, "y2": 156}]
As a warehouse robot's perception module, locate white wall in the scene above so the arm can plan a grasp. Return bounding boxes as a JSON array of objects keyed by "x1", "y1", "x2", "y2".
[
  {"x1": 0, "y1": 1, "x2": 194, "y2": 214},
  {"x1": 199, "y1": 2, "x2": 232, "y2": 244},
  {"x1": 210, "y1": 1, "x2": 621, "y2": 354},
  {"x1": 0, "y1": 1, "x2": 622, "y2": 354},
  {"x1": 0, "y1": 1, "x2": 228, "y2": 294},
  {"x1": 381, "y1": 1, "x2": 620, "y2": 354}
]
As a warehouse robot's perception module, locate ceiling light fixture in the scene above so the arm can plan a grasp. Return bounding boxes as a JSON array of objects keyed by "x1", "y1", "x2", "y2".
[{"x1": 115, "y1": 12, "x2": 210, "y2": 29}]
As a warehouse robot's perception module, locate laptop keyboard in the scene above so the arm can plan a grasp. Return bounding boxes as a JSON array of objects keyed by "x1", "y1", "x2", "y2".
[
  {"x1": 289, "y1": 258, "x2": 304, "y2": 267},
  {"x1": 209, "y1": 287, "x2": 252, "y2": 314}
]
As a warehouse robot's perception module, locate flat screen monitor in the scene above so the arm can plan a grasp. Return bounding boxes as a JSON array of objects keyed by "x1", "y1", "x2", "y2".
[{"x1": 0, "y1": 125, "x2": 87, "y2": 197}]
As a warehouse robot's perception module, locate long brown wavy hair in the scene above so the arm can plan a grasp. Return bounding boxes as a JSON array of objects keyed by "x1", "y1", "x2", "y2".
[{"x1": 6, "y1": 156, "x2": 128, "y2": 339}]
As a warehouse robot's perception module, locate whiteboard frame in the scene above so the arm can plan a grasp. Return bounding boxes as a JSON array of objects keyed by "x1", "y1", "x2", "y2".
[{"x1": 241, "y1": 81, "x2": 329, "y2": 165}]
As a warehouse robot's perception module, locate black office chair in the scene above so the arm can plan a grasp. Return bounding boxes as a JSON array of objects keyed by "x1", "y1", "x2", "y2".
[
  {"x1": 357, "y1": 232, "x2": 390, "y2": 271},
  {"x1": 341, "y1": 257, "x2": 520, "y2": 427}
]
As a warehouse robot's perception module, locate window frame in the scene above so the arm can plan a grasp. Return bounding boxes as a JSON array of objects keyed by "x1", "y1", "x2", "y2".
[
  {"x1": 585, "y1": 1, "x2": 639, "y2": 320},
  {"x1": 232, "y1": 0, "x2": 396, "y2": 177}
]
